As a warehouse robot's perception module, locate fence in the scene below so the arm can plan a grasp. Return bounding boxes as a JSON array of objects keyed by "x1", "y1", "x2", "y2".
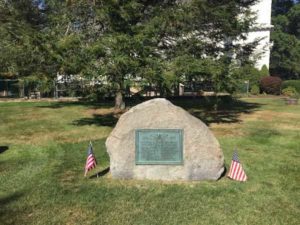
[
  {"x1": 0, "y1": 79, "x2": 93, "y2": 99},
  {"x1": 1, "y1": 78, "x2": 245, "y2": 99},
  {"x1": 0, "y1": 79, "x2": 20, "y2": 97},
  {"x1": 236, "y1": 81, "x2": 250, "y2": 95}
]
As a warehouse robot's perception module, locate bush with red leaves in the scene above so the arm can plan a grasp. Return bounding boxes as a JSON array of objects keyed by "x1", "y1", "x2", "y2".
[{"x1": 260, "y1": 76, "x2": 282, "y2": 95}]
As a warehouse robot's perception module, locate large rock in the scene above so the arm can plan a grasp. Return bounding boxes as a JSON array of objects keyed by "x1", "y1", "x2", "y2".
[{"x1": 106, "y1": 98, "x2": 224, "y2": 181}]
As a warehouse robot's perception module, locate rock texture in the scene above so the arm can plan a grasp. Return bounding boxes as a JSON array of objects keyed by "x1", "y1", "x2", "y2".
[{"x1": 106, "y1": 98, "x2": 224, "y2": 181}]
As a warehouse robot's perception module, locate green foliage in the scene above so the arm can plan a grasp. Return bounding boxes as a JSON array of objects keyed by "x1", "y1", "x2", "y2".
[
  {"x1": 272, "y1": 0, "x2": 295, "y2": 16},
  {"x1": 233, "y1": 64, "x2": 262, "y2": 87},
  {"x1": 287, "y1": 3, "x2": 300, "y2": 39},
  {"x1": 0, "y1": 0, "x2": 59, "y2": 79},
  {"x1": 282, "y1": 86, "x2": 299, "y2": 98},
  {"x1": 172, "y1": 56, "x2": 228, "y2": 93},
  {"x1": 271, "y1": 1, "x2": 300, "y2": 79},
  {"x1": 272, "y1": 15, "x2": 290, "y2": 32},
  {"x1": 260, "y1": 76, "x2": 282, "y2": 95},
  {"x1": 270, "y1": 31, "x2": 300, "y2": 80},
  {"x1": 250, "y1": 85, "x2": 260, "y2": 95},
  {"x1": 1, "y1": 0, "x2": 259, "y2": 103},
  {"x1": 260, "y1": 65, "x2": 269, "y2": 77},
  {"x1": 282, "y1": 80, "x2": 300, "y2": 93},
  {"x1": 20, "y1": 74, "x2": 54, "y2": 97}
]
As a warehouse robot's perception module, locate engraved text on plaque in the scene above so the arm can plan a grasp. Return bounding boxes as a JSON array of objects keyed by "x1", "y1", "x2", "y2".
[{"x1": 135, "y1": 129, "x2": 183, "y2": 165}]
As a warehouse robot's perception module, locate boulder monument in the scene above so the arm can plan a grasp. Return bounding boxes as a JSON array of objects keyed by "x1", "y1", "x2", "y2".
[{"x1": 106, "y1": 98, "x2": 224, "y2": 181}]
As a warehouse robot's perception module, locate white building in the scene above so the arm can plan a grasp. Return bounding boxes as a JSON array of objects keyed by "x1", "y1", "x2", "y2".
[{"x1": 247, "y1": 0, "x2": 273, "y2": 69}]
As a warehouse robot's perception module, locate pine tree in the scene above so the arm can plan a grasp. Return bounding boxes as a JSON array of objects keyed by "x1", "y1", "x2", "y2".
[
  {"x1": 270, "y1": 1, "x2": 300, "y2": 79},
  {"x1": 1, "y1": 0, "x2": 259, "y2": 105},
  {"x1": 73, "y1": 0, "x2": 258, "y2": 107}
]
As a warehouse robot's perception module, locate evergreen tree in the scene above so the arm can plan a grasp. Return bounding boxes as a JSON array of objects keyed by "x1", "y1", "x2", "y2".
[
  {"x1": 272, "y1": 0, "x2": 295, "y2": 16},
  {"x1": 0, "y1": 0, "x2": 60, "y2": 95},
  {"x1": 270, "y1": 1, "x2": 300, "y2": 79},
  {"x1": 73, "y1": 0, "x2": 258, "y2": 107},
  {"x1": 1, "y1": 0, "x2": 259, "y2": 105}
]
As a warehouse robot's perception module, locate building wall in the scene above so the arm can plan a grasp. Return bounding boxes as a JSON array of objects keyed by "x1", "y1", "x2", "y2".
[
  {"x1": 251, "y1": 0, "x2": 272, "y2": 26},
  {"x1": 248, "y1": 0, "x2": 273, "y2": 69}
]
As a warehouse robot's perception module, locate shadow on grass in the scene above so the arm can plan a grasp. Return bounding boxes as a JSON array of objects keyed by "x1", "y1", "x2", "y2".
[
  {"x1": 36, "y1": 100, "x2": 114, "y2": 109},
  {"x1": 71, "y1": 96, "x2": 263, "y2": 127},
  {"x1": 0, "y1": 192, "x2": 23, "y2": 206},
  {"x1": 0, "y1": 192, "x2": 24, "y2": 224},
  {"x1": 0, "y1": 146, "x2": 9, "y2": 154},
  {"x1": 169, "y1": 96, "x2": 263, "y2": 125},
  {"x1": 72, "y1": 113, "x2": 118, "y2": 127},
  {"x1": 89, "y1": 167, "x2": 110, "y2": 179}
]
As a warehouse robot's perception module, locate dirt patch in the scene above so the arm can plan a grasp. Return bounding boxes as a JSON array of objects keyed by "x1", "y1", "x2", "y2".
[
  {"x1": 210, "y1": 123, "x2": 245, "y2": 137},
  {"x1": 60, "y1": 170, "x2": 77, "y2": 184},
  {"x1": 240, "y1": 110, "x2": 299, "y2": 122},
  {"x1": 210, "y1": 110, "x2": 300, "y2": 137},
  {"x1": 0, "y1": 127, "x2": 111, "y2": 145},
  {"x1": 65, "y1": 207, "x2": 92, "y2": 225},
  {"x1": 86, "y1": 107, "x2": 129, "y2": 118},
  {"x1": 59, "y1": 171, "x2": 83, "y2": 194},
  {"x1": 52, "y1": 128, "x2": 110, "y2": 143},
  {"x1": 86, "y1": 107, "x2": 115, "y2": 116},
  {"x1": 274, "y1": 123, "x2": 300, "y2": 131}
]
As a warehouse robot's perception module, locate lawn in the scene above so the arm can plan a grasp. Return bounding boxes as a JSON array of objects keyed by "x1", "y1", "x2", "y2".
[{"x1": 0, "y1": 97, "x2": 299, "y2": 225}]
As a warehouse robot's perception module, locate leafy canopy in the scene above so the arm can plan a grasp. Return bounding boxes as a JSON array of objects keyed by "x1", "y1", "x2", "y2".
[{"x1": 1, "y1": 0, "x2": 259, "y2": 101}]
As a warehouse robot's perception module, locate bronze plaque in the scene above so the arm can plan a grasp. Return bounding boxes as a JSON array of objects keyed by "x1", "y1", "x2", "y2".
[{"x1": 135, "y1": 129, "x2": 183, "y2": 165}]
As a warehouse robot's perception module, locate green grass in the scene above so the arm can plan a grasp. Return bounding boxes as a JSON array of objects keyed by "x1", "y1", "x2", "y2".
[{"x1": 0, "y1": 97, "x2": 299, "y2": 225}]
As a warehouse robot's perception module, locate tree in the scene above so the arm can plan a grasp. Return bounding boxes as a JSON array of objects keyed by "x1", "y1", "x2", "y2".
[
  {"x1": 270, "y1": 31, "x2": 300, "y2": 79},
  {"x1": 0, "y1": 0, "x2": 61, "y2": 97},
  {"x1": 77, "y1": 0, "x2": 258, "y2": 108},
  {"x1": 1, "y1": 1, "x2": 47, "y2": 74},
  {"x1": 272, "y1": 0, "x2": 295, "y2": 16},
  {"x1": 270, "y1": 1, "x2": 300, "y2": 79},
  {"x1": 288, "y1": 3, "x2": 300, "y2": 38},
  {"x1": 1, "y1": 0, "x2": 259, "y2": 106}
]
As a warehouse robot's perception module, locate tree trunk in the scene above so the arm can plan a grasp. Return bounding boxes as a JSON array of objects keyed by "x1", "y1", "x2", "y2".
[
  {"x1": 115, "y1": 91, "x2": 125, "y2": 111},
  {"x1": 19, "y1": 82, "x2": 24, "y2": 98}
]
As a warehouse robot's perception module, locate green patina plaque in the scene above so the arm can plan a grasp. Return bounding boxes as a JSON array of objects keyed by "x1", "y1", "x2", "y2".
[{"x1": 135, "y1": 129, "x2": 183, "y2": 165}]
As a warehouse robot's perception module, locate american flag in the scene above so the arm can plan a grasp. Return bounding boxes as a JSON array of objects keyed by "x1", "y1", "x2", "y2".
[
  {"x1": 84, "y1": 142, "x2": 97, "y2": 176},
  {"x1": 227, "y1": 151, "x2": 247, "y2": 182}
]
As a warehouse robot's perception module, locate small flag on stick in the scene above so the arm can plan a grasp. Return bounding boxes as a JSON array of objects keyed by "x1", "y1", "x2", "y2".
[
  {"x1": 227, "y1": 150, "x2": 247, "y2": 182},
  {"x1": 84, "y1": 141, "x2": 97, "y2": 177}
]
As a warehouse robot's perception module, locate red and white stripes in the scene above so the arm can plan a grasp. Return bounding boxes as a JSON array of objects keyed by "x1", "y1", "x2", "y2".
[
  {"x1": 227, "y1": 160, "x2": 247, "y2": 182},
  {"x1": 84, "y1": 154, "x2": 96, "y2": 176}
]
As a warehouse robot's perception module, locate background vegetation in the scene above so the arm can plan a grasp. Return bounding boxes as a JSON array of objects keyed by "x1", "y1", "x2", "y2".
[
  {"x1": 282, "y1": 79, "x2": 300, "y2": 92},
  {"x1": 271, "y1": 0, "x2": 300, "y2": 79},
  {"x1": 0, "y1": 0, "x2": 261, "y2": 106},
  {"x1": 1, "y1": 1, "x2": 299, "y2": 102}
]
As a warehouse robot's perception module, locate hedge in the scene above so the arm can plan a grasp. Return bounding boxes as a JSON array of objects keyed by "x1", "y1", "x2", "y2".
[{"x1": 282, "y1": 80, "x2": 300, "y2": 93}]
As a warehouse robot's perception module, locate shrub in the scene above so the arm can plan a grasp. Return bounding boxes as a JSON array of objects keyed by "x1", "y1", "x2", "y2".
[
  {"x1": 282, "y1": 80, "x2": 300, "y2": 93},
  {"x1": 260, "y1": 65, "x2": 269, "y2": 77},
  {"x1": 243, "y1": 65, "x2": 262, "y2": 86},
  {"x1": 260, "y1": 76, "x2": 282, "y2": 95},
  {"x1": 250, "y1": 85, "x2": 260, "y2": 95},
  {"x1": 282, "y1": 86, "x2": 299, "y2": 98}
]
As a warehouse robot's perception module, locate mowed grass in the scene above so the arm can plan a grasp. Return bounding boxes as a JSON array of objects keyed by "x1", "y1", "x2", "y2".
[{"x1": 0, "y1": 97, "x2": 299, "y2": 225}]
